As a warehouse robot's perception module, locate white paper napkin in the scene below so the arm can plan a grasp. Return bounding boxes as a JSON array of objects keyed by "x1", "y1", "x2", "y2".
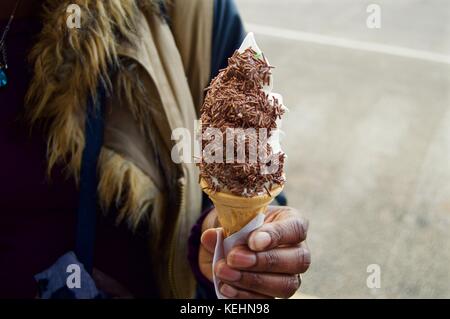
[{"x1": 212, "y1": 213, "x2": 265, "y2": 299}]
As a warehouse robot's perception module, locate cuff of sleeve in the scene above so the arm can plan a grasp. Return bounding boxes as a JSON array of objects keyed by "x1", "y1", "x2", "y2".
[{"x1": 188, "y1": 207, "x2": 217, "y2": 299}]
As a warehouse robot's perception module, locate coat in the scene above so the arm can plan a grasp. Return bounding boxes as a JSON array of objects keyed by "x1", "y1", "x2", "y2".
[{"x1": 25, "y1": 0, "x2": 244, "y2": 298}]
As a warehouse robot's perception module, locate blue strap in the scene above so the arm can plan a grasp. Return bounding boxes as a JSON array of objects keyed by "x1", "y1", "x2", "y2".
[{"x1": 74, "y1": 88, "x2": 105, "y2": 274}]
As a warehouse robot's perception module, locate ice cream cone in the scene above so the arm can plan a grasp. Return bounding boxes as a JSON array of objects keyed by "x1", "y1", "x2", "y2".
[{"x1": 200, "y1": 179, "x2": 284, "y2": 237}]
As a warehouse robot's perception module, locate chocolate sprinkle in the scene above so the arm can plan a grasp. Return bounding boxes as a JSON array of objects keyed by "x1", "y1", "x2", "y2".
[{"x1": 199, "y1": 48, "x2": 286, "y2": 197}]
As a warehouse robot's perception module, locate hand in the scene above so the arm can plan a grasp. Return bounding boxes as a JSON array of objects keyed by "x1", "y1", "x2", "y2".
[{"x1": 199, "y1": 206, "x2": 310, "y2": 299}]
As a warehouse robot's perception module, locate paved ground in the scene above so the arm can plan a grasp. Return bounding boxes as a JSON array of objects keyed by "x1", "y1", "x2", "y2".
[{"x1": 235, "y1": 0, "x2": 450, "y2": 298}]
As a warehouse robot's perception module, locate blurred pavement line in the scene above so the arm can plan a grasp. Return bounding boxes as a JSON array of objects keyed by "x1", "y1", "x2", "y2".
[{"x1": 245, "y1": 23, "x2": 450, "y2": 65}]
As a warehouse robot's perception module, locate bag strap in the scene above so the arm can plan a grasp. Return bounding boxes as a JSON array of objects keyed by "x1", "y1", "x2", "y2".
[{"x1": 74, "y1": 88, "x2": 105, "y2": 274}]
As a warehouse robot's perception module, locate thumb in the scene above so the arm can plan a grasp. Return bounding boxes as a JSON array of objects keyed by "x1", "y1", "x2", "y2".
[{"x1": 200, "y1": 228, "x2": 219, "y2": 254}]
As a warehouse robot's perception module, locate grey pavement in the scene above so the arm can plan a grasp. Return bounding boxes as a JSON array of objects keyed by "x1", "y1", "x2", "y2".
[{"x1": 236, "y1": 0, "x2": 450, "y2": 298}]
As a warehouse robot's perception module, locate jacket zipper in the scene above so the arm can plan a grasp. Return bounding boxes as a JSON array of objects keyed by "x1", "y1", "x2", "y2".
[{"x1": 168, "y1": 177, "x2": 186, "y2": 298}]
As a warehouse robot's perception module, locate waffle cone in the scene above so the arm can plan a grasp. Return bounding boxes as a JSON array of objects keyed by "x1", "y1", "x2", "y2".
[{"x1": 200, "y1": 179, "x2": 284, "y2": 237}]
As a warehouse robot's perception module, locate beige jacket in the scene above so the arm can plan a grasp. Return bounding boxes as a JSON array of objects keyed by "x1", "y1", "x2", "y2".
[{"x1": 26, "y1": 0, "x2": 214, "y2": 298}]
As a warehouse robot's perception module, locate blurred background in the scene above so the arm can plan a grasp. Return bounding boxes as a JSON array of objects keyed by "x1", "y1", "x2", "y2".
[{"x1": 235, "y1": 0, "x2": 450, "y2": 298}]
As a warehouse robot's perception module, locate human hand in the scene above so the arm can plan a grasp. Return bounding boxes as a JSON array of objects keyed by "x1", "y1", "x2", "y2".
[{"x1": 199, "y1": 206, "x2": 310, "y2": 299}]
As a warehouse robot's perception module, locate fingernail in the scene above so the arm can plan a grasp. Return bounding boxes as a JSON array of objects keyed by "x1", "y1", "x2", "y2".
[
  {"x1": 228, "y1": 250, "x2": 257, "y2": 268},
  {"x1": 250, "y1": 232, "x2": 271, "y2": 251},
  {"x1": 303, "y1": 248, "x2": 311, "y2": 265},
  {"x1": 220, "y1": 284, "x2": 238, "y2": 298},
  {"x1": 217, "y1": 263, "x2": 241, "y2": 282}
]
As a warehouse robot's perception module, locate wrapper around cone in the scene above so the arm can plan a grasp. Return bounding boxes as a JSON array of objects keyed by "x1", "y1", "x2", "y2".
[{"x1": 200, "y1": 179, "x2": 283, "y2": 237}]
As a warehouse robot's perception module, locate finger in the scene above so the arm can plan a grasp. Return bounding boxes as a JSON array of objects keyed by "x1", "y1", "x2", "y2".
[
  {"x1": 221, "y1": 271, "x2": 301, "y2": 299},
  {"x1": 227, "y1": 243, "x2": 311, "y2": 274},
  {"x1": 215, "y1": 260, "x2": 301, "y2": 298},
  {"x1": 199, "y1": 229, "x2": 219, "y2": 281},
  {"x1": 219, "y1": 283, "x2": 273, "y2": 299},
  {"x1": 200, "y1": 228, "x2": 219, "y2": 254},
  {"x1": 248, "y1": 215, "x2": 308, "y2": 251}
]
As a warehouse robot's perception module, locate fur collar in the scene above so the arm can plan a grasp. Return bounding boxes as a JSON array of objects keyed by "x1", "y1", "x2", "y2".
[
  {"x1": 25, "y1": 0, "x2": 156, "y2": 180},
  {"x1": 25, "y1": 0, "x2": 164, "y2": 231}
]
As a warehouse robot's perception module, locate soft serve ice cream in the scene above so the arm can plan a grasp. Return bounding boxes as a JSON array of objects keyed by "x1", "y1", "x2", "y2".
[{"x1": 199, "y1": 33, "x2": 286, "y2": 201}]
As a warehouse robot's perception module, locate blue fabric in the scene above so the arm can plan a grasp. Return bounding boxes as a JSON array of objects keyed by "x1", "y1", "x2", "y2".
[
  {"x1": 74, "y1": 88, "x2": 105, "y2": 274},
  {"x1": 211, "y1": 0, "x2": 246, "y2": 79},
  {"x1": 34, "y1": 251, "x2": 103, "y2": 299},
  {"x1": 276, "y1": 192, "x2": 288, "y2": 206}
]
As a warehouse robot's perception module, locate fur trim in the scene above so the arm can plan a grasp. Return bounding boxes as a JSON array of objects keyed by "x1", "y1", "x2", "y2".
[
  {"x1": 25, "y1": 0, "x2": 152, "y2": 180},
  {"x1": 98, "y1": 148, "x2": 164, "y2": 231},
  {"x1": 25, "y1": 0, "x2": 164, "y2": 227}
]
